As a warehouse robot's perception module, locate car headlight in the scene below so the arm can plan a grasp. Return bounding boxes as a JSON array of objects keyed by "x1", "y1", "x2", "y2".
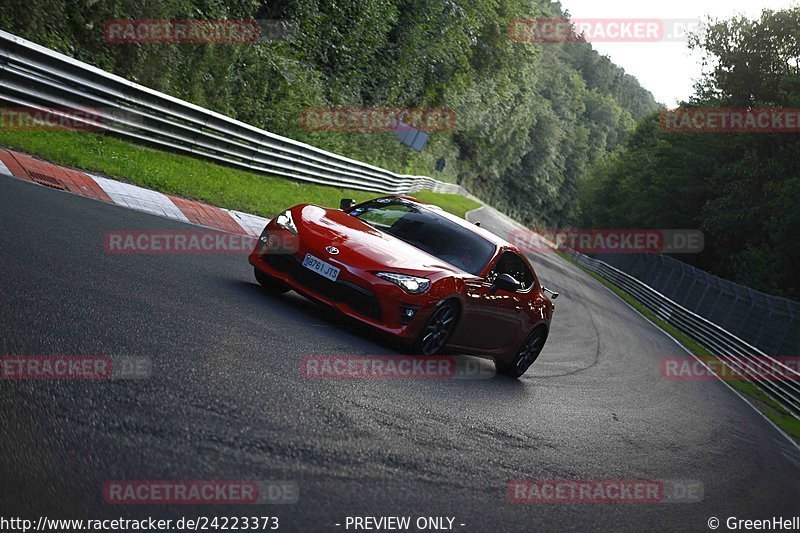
[
  {"x1": 274, "y1": 209, "x2": 298, "y2": 235},
  {"x1": 376, "y1": 272, "x2": 430, "y2": 294}
]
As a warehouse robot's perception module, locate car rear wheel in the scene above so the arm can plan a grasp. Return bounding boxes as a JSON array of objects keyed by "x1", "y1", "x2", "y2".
[
  {"x1": 414, "y1": 301, "x2": 459, "y2": 355},
  {"x1": 497, "y1": 327, "x2": 547, "y2": 378},
  {"x1": 254, "y1": 267, "x2": 290, "y2": 294}
]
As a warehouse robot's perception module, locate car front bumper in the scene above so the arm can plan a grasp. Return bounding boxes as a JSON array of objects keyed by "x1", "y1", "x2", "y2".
[{"x1": 249, "y1": 238, "x2": 435, "y2": 343}]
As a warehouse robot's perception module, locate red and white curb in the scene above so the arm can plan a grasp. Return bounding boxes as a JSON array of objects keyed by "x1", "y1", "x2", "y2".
[{"x1": 0, "y1": 149, "x2": 269, "y2": 236}]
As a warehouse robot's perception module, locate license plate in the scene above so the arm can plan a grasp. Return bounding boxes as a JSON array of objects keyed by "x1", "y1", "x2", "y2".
[{"x1": 302, "y1": 253, "x2": 340, "y2": 282}]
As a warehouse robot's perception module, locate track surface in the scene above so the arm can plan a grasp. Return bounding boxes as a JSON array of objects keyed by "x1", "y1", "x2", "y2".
[{"x1": 1, "y1": 175, "x2": 799, "y2": 531}]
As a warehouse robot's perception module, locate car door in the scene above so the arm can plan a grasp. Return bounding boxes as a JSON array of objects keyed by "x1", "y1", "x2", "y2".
[{"x1": 457, "y1": 251, "x2": 530, "y2": 351}]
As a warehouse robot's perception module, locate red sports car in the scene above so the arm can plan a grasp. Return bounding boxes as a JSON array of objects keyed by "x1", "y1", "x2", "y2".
[{"x1": 248, "y1": 196, "x2": 557, "y2": 377}]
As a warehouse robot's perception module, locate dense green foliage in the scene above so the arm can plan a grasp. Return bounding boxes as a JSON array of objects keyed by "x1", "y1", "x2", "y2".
[
  {"x1": 580, "y1": 8, "x2": 800, "y2": 299},
  {"x1": 0, "y1": 0, "x2": 657, "y2": 228}
]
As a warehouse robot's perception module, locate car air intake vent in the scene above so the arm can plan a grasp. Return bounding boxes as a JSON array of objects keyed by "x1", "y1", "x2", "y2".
[{"x1": 266, "y1": 254, "x2": 382, "y2": 321}]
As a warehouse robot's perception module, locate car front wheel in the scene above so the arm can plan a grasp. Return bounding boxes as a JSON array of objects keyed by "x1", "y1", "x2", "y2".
[{"x1": 413, "y1": 301, "x2": 459, "y2": 355}]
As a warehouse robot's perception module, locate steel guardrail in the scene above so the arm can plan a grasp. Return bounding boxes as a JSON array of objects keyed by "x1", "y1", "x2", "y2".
[
  {"x1": 566, "y1": 250, "x2": 800, "y2": 418},
  {"x1": 0, "y1": 30, "x2": 464, "y2": 196}
]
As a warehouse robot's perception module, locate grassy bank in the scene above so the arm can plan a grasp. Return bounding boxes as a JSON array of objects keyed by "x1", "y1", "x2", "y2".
[{"x1": 0, "y1": 128, "x2": 480, "y2": 218}]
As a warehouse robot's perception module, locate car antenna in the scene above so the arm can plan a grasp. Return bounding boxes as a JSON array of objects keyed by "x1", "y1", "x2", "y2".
[{"x1": 474, "y1": 221, "x2": 481, "y2": 227}]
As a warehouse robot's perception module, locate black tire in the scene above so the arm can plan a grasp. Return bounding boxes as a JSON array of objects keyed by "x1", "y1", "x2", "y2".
[
  {"x1": 413, "y1": 300, "x2": 459, "y2": 355},
  {"x1": 254, "y1": 267, "x2": 290, "y2": 294},
  {"x1": 497, "y1": 327, "x2": 547, "y2": 378}
]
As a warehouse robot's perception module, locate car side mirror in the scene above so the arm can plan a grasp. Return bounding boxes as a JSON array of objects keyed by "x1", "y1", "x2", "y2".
[
  {"x1": 490, "y1": 273, "x2": 520, "y2": 294},
  {"x1": 339, "y1": 198, "x2": 356, "y2": 210}
]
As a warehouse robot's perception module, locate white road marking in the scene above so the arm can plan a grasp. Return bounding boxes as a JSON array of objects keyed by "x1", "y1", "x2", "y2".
[
  {"x1": 224, "y1": 208, "x2": 270, "y2": 236},
  {"x1": 90, "y1": 174, "x2": 189, "y2": 222},
  {"x1": 0, "y1": 159, "x2": 13, "y2": 177}
]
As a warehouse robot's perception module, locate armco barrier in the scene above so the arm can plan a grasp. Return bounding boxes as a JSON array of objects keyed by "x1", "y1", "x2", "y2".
[
  {"x1": 595, "y1": 252, "x2": 800, "y2": 358},
  {"x1": 0, "y1": 30, "x2": 464, "y2": 196},
  {"x1": 567, "y1": 250, "x2": 800, "y2": 418}
]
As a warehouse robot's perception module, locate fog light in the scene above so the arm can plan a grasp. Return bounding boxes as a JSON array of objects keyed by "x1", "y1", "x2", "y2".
[{"x1": 400, "y1": 305, "x2": 418, "y2": 325}]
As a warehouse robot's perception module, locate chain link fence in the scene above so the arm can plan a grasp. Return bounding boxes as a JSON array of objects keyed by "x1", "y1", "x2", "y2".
[{"x1": 594, "y1": 252, "x2": 800, "y2": 357}]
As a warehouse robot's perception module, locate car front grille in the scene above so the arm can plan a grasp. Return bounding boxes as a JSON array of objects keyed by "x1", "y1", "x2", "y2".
[{"x1": 264, "y1": 254, "x2": 382, "y2": 321}]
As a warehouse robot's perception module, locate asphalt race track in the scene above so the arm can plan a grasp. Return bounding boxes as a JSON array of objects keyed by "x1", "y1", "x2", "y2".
[{"x1": 2, "y1": 174, "x2": 799, "y2": 531}]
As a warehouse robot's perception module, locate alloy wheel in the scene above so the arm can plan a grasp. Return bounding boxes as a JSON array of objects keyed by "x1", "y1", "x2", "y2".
[{"x1": 421, "y1": 304, "x2": 457, "y2": 355}]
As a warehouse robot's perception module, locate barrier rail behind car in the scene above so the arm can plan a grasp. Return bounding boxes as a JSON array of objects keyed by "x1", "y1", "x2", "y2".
[
  {"x1": 566, "y1": 250, "x2": 800, "y2": 419},
  {"x1": 0, "y1": 30, "x2": 464, "y2": 196}
]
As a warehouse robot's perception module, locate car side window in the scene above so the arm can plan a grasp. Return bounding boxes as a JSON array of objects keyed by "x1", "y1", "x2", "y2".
[{"x1": 486, "y1": 251, "x2": 535, "y2": 291}]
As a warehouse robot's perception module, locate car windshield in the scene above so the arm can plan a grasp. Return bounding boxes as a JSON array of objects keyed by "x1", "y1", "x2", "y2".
[{"x1": 350, "y1": 200, "x2": 495, "y2": 275}]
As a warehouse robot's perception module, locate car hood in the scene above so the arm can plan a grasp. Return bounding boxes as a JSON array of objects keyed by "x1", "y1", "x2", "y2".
[{"x1": 294, "y1": 204, "x2": 470, "y2": 276}]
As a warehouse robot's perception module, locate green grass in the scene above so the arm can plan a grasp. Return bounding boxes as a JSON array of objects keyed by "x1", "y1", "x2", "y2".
[
  {"x1": 0, "y1": 128, "x2": 480, "y2": 218},
  {"x1": 557, "y1": 251, "x2": 800, "y2": 442},
  {"x1": 412, "y1": 189, "x2": 482, "y2": 219}
]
